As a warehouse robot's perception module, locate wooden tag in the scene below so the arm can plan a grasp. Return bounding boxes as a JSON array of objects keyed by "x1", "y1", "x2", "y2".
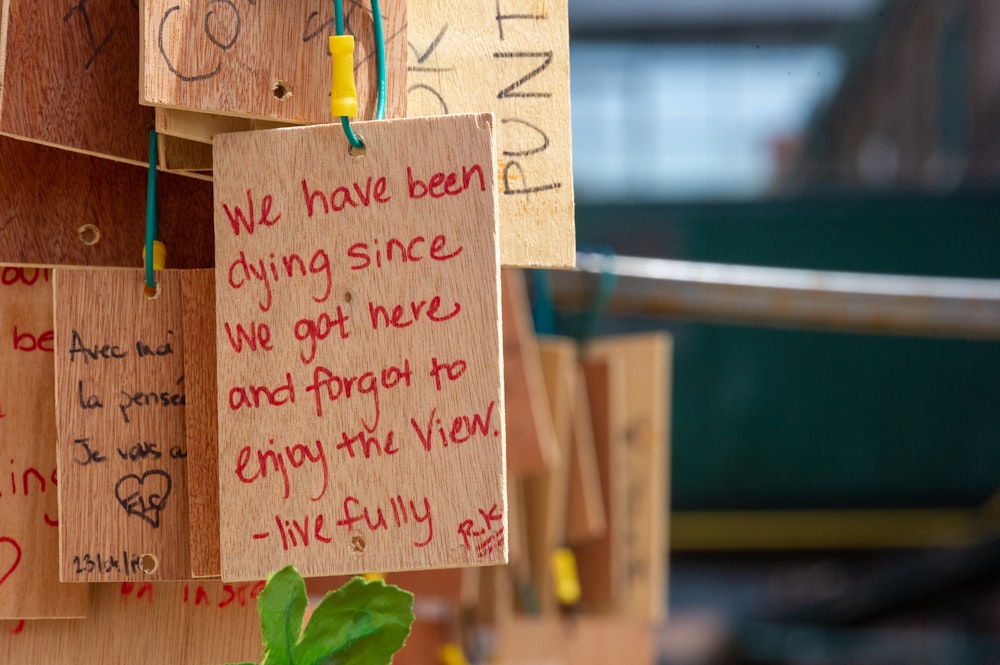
[
  {"x1": 0, "y1": 580, "x2": 261, "y2": 664},
  {"x1": 142, "y1": 0, "x2": 406, "y2": 123},
  {"x1": 572, "y1": 357, "x2": 627, "y2": 612},
  {"x1": 566, "y1": 365, "x2": 608, "y2": 545},
  {"x1": 493, "y1": 616, "x2": 654, "y2": 665},
  {"x1": 522, "y1": 337, "x2": 575, "y2": 614},
  {"x1": 181, "y1": 270, "x2": 221, "y2": 578},
  {"x1": 0, "y1": 136, "x2": 214, "y2": 269},
  {"x1": 213, "y1": 114, "x2": 506, "y2": 580},
  {"x1": 408, "y1": 0, "x2": 575, "y2": 268},
  {"x1": 585, "y1": 334, "x2": 671, "y2": 622},
  {"x1": 0, "y1": 267, "x2": 87, "y2": 618},
  {"x1": 502, "y1": 269, "x2": 559, "y2": 475},
  {"x1": 54, "y1": 269, "x2": 190, "y2": 581},
  {"x1": 0, "y1": 1, "x2": 152, "y2": 164}
]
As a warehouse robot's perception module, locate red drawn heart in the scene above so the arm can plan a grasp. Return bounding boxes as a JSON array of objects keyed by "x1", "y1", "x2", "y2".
[{"x1": 0, "y1": 537, "x2": 22, "y2": 587}]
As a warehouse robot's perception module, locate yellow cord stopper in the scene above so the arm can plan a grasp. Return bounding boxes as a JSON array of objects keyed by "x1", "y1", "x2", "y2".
[
  {"x1": 363, "y1": 572, "x2": 385, "y2": 583},
  {"x1": 142, "y1": 240, "x2": 167, "y2": 271},
  {"x1": 329, "y1": 35, "x2": 358, "y2": 119},
  {"x1": 551, "y1": 547, "x2": 581, "y2": 606},
  {"x1": 439, "y1": 643, "x2": 469, "y2": 665}
]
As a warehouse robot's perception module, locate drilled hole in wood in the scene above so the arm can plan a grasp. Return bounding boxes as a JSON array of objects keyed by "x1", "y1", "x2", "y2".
[
  {"x1": 77, "y1": 224, "x2": 101, "y2": 246},
  {"x1": 349, "y1": 135, "x2": 366, "y2": 157},
  {"x1": 143, "y1": 281, "x2": 161, "y2": 301},
  {"x1": 350, "y1": 535, "x2": 366, "y2": 553},
  {"x1": 344, "y1": 291, "x2": 352, "y2": 303},
  {"x1": 139, "y1": 553, "x2": 159, "y2": 575},
  {"x1": 273, "y1": 80, "x2": 293, "y2": 101}
]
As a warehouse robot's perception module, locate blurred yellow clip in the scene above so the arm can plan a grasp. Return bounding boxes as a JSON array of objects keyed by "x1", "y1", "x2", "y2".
[
  {"x1": 329, "y1": 35, "x2": 358, "y2": 119},
  {"x1": 551, "y1": 547, "x2": 581, "y2": 606},
  {"x1": 439, "y1": 643, "x2": 469, "y2": 665},
  {"x1": 363, "y1": 572, "x2": 385, "y2": 583}
]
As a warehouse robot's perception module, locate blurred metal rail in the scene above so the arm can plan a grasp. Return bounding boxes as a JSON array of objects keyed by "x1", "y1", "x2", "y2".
[{"x1": 549, "y1": 252, "x2": 1000, "y2": 339}]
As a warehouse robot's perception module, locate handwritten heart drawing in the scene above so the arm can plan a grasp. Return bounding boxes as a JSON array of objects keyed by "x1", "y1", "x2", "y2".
[
  {"x1": 0, "y1": 537, "x2": 22, "y2": 587},
  {"x1": 114, "y1": 470, "x2": 172, "y2": 529}
]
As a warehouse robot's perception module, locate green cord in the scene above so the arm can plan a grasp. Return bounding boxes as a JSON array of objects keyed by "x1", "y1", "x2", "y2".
[
  {"x1": 371, "y1": 0, "x2": 386, "y2": 121},
  {"x1": 144, "y1": 130, "x2": 158, "y2": 290}
]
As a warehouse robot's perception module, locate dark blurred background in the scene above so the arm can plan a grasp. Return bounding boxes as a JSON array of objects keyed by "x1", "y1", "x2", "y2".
[{"x1": 564, "y1": 1, "x2": 1000, "y2": 662}]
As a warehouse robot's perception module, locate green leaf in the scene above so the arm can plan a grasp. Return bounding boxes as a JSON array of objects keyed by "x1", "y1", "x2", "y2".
[
  {"x1": 257, "y1": 565, "x2": 308, "y2": 665},
  {"x1": 295, "y1": 576, "x2": 415, "y2": 665}
]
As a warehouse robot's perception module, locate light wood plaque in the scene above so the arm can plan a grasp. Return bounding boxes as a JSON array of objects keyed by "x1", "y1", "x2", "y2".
[
  {"x1": 213, "y1": 114, "x2": 506, "y2": 580},
  {"x1": 0, "y1": 267, "x2": 87, "y2": 618},
  {"x1": 408, "y1": 0, "x2": 575, "y2": 268},
  {"x1": 54, "y1": 269, "x2": 191, "y2": 581}
]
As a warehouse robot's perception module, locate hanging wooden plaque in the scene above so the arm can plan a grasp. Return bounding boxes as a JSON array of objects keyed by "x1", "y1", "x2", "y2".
[
  {"x1": 142, "y1": 0, "x2": 407, "y2": 123},
  {"x1": 408, "y1": 0, "x2": 575, "y2": 268},
  {"x1": 0, "y1": 0, "x2": 152, "y2": 164},
  {"x1": 566, "y1": 365, "x2": 608, "y2": 545},
  {"x1": 181, "y1": 270, "x2": 221, "y2": 578},
  {"x1": 213, "y1": 114, "x2": 506, "y2": 580},
  {"x1": 501, "y1": 269, "x2": 558, "y2": 475},
  {"x1": 0, "y1": 267, "x2": 87, "y2": 618},
  {"x1": 585, "y1": 334, "x2": 671, "y2": 622},
  {"x1": 0, "y1": 580, "x2": 262, "y2": 665},
  {"x1": 54, "y1": 269, "x2": 190, "y2": 581}
]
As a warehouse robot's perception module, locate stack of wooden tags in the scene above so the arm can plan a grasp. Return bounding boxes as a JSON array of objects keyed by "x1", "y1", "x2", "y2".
[{"x1": 0, "y1": 1, "x2": 656, "y2": 663}]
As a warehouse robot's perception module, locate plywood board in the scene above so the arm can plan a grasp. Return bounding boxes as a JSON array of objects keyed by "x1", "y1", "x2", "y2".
[
  {"x1": 522, "y1": 337, "x2": 575, "y2": 614},
  {"x1": 155, "y1": 107, "x2": 295, "y2": 145},
  {"x1": 181, "y1": 270, "x2": 221, "y2": 578},
  {"x1": 572, "y1": 357, "x2": 626, "y2": 612},
  {"x1": 54, "y1": 269, "x2": 190, "y2": 581},
  {"x1": 408, "y1": 0, "x2": 574, "y2": 268},
  {"x1": 0, "y1": 136, "x2": 215, "y2": 269},
  {"x1": 142, "y1": 0, "x2": 407, "y2": 123},
  {"x1": 0, "y1": 1, "x2": 152, "y2": 164},
  {"x1": 0, "y1": 267, "x2": 88, "y2": 618},
  {"x1": 213, "y1": 114, "x2": 506, "y2": 580},
  {"x1": 0, "y1": 580, "x2": 262, "y2": 665},
  {"x1": 566, "y1": 365, "x2": 607, "y2": 545},
  {"x1": 585, "y1": 334, "x2": 671, "y2": 622},
  {"x1": 159, "y1": 134, "x2": 213, "y2": 173},
  {"x1": 494, "y1": 616, "x2": 654, "y2": 665},
  {"x1": 502, "y1": 269, "x2": 558, "y2": 475}
]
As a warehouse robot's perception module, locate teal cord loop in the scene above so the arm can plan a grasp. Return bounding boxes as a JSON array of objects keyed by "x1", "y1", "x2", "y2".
[
  {"x1": 333, "y1": 0, "x2": 387, "y2": 147},
  {"x1": 144, "y1": 130, "x2": 159, "y2": 291}
]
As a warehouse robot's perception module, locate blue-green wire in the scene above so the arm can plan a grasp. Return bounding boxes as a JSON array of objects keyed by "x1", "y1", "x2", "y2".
[
  {"x1": 144, "y1": 130, "x2": 158, "y2": 290},
  {"x1": 334, "y1": 0, "x2": 364, "y2": 149},
  {"x1": 371, "y1": 0, "x2": 386, "y2": 120}
]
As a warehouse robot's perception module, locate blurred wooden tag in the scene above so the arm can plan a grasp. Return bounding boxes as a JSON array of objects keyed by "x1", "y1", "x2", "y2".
[
  {"x1": 0, "y1": 580, "x2": 261, "y2": 664},
  {"x1": 54, "y1": 269, "x2": 190, "y2": 581},
  {"x1": 572, "y1": 357, "x2": 627, "y2": 612},
  {"x1": 142, "y1": 0, "x2": 406, "y2": 123},
  {"x1": 585, "y1": 334, "x2": 671, "y2": 622},
  {"x1": 493, "y1": 616, "x2": 653, "y2": 665},
  {"x1": 502, "y1": 269, "x2": 558, "y2": 475},
  {"x1": 566, "y1": 365, "x2": 607, "y2": 545},
  {"x1": 0, "y1": 1, "x2": 152, "y2": 164},
  {"x1": 213, "y1": 114, "x2": 506, "y2": 580},
  {"x1": 522, "y1": 337, "x2": 575, "y2": 614},
  {"x1": 0, "y1": 267, "x2": 87, "y2": 618},
  {"x1": 408, "y1": 1, "x2": 574, "y2": 268},
  {"x1": 181, "y1": 270, "x2": 221, "y2": 578}
]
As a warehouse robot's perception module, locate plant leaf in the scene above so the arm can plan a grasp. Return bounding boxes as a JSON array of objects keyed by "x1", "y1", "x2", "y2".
[
  {"x1": 257, "y1": 565, "x2": 308, "y2": 665},
  {"x1": 295, "y1": 576, "x2": 415, "y2": 665}
]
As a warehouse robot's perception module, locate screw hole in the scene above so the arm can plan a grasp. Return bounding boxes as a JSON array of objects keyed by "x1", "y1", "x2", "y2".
[
  {"x1": 273, "y1": 80, "x2": 293, "y2": 101},
  {"x1": 139, "y1": 553, "x2": 159, "y2": 575},
  {"x1": 78, "y1": 224, "x2": 101, "y2": 246},
  {"x1": 350, "y1": 535, "x2": 367, "y2": 553}
]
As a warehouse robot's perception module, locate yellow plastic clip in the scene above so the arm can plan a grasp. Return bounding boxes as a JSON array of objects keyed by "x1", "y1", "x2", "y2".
[
  {"x1": 329, "y1": 35, "x2": 358, "y2": 119},
  {"x1": 438, "y1": 643, "x2": 469, "y2": 665},
  {"x1": 551, "y1": 547, "x2": 581, "y2": 606},
  {"x1": 142, "y1": 240, "x2": 167, "y2": 271},
  {"x1": 363, "y1": 572, "x2": 385, "y2": 583}
]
